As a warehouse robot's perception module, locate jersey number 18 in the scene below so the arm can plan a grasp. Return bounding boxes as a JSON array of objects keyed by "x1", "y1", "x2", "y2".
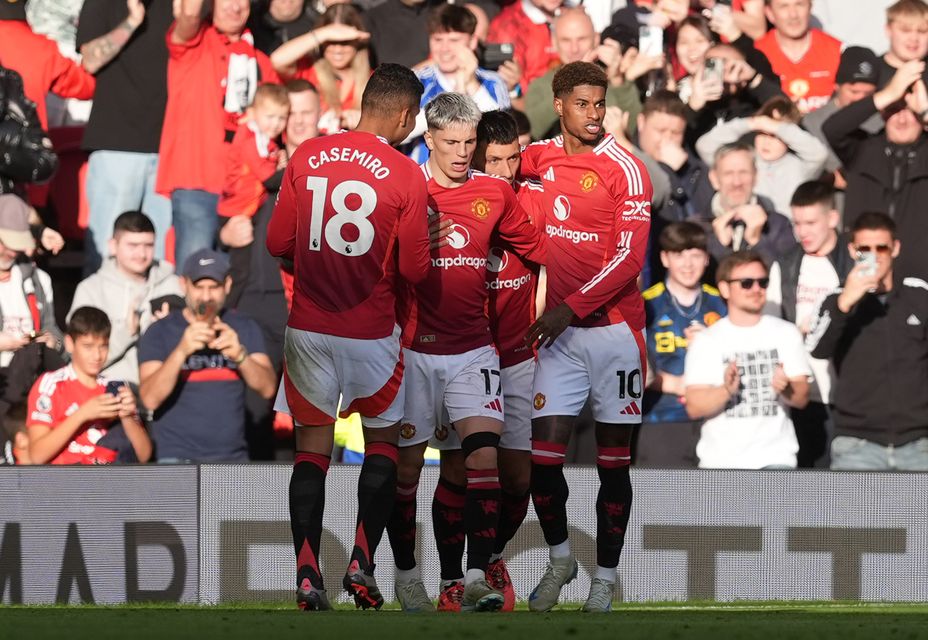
[{"x1": 306, "y1": 176, "x2": 377, "y2": 257}]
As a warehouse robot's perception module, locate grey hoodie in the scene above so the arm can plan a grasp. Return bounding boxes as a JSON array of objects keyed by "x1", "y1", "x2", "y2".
[{"x1": 68, "y1": 258, "x2": 183, "y2": 384}]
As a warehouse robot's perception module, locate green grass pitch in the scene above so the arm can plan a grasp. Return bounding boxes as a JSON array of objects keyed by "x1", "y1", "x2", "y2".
[{"x1": 4, "y1": 602, "x2": 928, "y2": 640}]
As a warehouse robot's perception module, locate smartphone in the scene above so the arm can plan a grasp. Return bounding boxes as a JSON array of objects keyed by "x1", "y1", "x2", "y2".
[
  {"x1": 105, "y1": 380, "x2": 126, "y2": 397},
  {"x1": 856, "y1": 251, "x2": 877, "y2": 277},
  {"x1": 638, "y1": 25, "x2": 664, "y2": 57},
  {"x1": 481, "y1": 43, "x2": 514, "y2": 72},
  {"x1": 704, "y1": 57, "x2": 724, "y2": 84},
  {"x1": 150, "y1": 294, "x2": 186, "y2": 315}
]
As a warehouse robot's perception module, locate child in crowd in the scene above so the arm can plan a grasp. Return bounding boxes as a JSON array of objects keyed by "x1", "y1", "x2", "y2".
[
  {"x1": 25, "y1": 307, "x2": 151, "y2": 465},
  {"x1": 218, "y1": 83, "x2": 290, "y2": 306},
  {"x1": 695, "y1": 96, "x2": 828, "y2": 218}
]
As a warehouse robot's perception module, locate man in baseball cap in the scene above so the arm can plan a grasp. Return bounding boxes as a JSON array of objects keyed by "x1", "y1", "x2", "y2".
[
  {"x1": 0, "y1": 194, "x2": 36, "y2": 255},
  {"x1": 138, "y1": 247, "x2": 276, "y2": 463},
  {"x1": 802, "y1": 46, "x2": 882, "y2": 195}
]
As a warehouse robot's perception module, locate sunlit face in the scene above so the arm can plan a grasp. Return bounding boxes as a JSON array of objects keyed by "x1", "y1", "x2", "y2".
[
  {"x1": 719, "y1": 261, "x2": 768, "y2": 313},
  {"x1": 252, "y1": 99, "x2": 290, "y2": 139},
  {"x1": 637, "y1": 111, "x2": 686, "y2": 159},
  {"x1": 110, "y1": 231, "x2": 155, "y2": 277},
  {"x1": 710, "y1": 150, "x2": 757, "y2": 207},
  {"x1": 322, "y1": 39, "x2": 359, "y2": 72},
  {"x1": 429, "y1": 31, "x2": 476, "y2": 75},
  {"x1": 425, "y1": 123, "x2": 478, "y2": 183},
  {"x1": 676, "y1": 24, "x2": 712, "y2": 76},
  {"x1": 555, "y1": 84, "x2": 606, "y2": 146},
  {"x1": 791, "y1": 204, "x2": 837, "y2": 255},
  {"x1": 269, "y1": 0, "x2": 304, "y2": 22},
  {"x1": 887, "y1": 15, "x2": 928, "y2": 62},
  {"x1": 754, "y1": 132, "x2": 788, "y2": 163},
  {"x1": 184, "y1": 277, "x2": 231, "y2": 322},
  {"x1": 885, "y1": 106, "x2": 923, "y2": 146},
  {"x1": 287, "y1": 90, "x2": 321, "y2": 148},
  {"x1": 849, "y1": 228, "x2": 899, "y2": 283},
  {"x1": 213, "y1": 0, "x2": 250, "y2": 36},
  {"x1": 0, "y1": 240, "x2": 19, "y2": 271},
  {"x1": 479, "y1": 141, "x2": 521, "y2": 185},
  {"x1": 553, "y1": 13, "x2": 597, "y2": 65},
  {"x1": 66, "y1": 334, "x2": 109, "y2": 378},
  {"x1": 661, "y1": 248, "x2": 709, "y2": 290},
  {"x1": 835, "y1": 81, "x2": 876, "y2": 107},
  {"x1": 765, "y1": 0, "x2": 811, "y2": 40}
]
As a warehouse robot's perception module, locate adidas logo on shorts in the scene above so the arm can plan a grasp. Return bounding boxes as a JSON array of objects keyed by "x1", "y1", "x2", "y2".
[{"x1": 619, "y1": 402, "x2": 640, "y2": 416}]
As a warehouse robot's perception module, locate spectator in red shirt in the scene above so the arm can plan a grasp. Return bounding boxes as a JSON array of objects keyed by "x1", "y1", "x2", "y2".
[
  {"x1": 27, "y1": 306, "x2": 152, "y2": 465},
  {"x1": 0, "y1": 0, "x2": 95, "y2": 131},
  {"x1": 218, "y1": 83, "x2": 290, "y2": 307},
  {"x1": 754, "y1": 0, "x2": 842, "y2": 114},
  {"x1": 487, "y1": 0, "x2": 564, "y2": 93},
  {"x1": 156, "y1": 0, "x2": 278, "y2": 270}
]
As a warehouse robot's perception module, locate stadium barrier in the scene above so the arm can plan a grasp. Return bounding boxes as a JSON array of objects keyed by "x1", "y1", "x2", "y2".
[{"x1": 1, "y1": 466, "x2": 926, "y2": 605}]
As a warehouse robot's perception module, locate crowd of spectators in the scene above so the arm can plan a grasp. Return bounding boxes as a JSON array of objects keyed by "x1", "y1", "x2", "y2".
[{"x1": 1, "y1": 0, "x2": 927, "y2": 472}]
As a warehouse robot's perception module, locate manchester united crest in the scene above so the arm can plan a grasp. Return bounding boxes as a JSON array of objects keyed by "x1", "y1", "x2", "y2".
[
  {"x1": 533, "y1": 393, "x2": 546, "y2": 410},
  {"x1": 435, "y1": 424, "x2": 449, "y2": 441},
  {"x1": 471, "y1": 198, "x2": 491, "y2": 219},
  {"x1": 580, "y1": 171, "x2": 599, "y2": 193},
  {"x1": 400, "y1": 423, "x2": 416, "y2": 440}
]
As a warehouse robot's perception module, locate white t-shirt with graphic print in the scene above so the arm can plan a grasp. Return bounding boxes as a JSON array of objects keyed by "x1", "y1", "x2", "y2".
[{"x1": 685, "y1": 315, "x2": 812, "y2": 469}]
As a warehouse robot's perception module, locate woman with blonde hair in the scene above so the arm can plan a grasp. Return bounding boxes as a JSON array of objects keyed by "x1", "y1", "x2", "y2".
[{"x1": 271, "y1": 3, "x2": 371, "y2": 132}]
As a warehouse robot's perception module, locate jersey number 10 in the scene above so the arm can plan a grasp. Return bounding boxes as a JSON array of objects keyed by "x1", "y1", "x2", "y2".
[{"x1": 306, "y1": 176, "x2": 378, "y2": 257}]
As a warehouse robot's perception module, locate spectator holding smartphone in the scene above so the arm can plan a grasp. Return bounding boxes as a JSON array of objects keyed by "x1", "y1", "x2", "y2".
[
  {"x1": 68, "y1": 211, "x2": 183, "y2": 386},
  {"x1": 807, "y1": 213, "x2": 928, "y2": 471},
  {"x1": 26, "y1": 306, "x2": 151, "y2": 465}
]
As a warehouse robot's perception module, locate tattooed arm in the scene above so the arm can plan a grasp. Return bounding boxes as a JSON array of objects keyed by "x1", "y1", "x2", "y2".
[{"x1": 79, "y1": 0, "x2": 145, "y2": 75}]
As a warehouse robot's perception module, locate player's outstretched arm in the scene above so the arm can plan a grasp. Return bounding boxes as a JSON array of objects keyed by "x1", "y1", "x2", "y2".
[
  {"x1": 524, "y1": 302, "x2": 574, "y2": 349},
  {"x1": 266, "y1": 164, "x2": 298, "y2": 260},
  {"x1": 397, "y1": 175, "x2": 431, "y2": 284},
  {"x1": 496, "y1": 186, "x2": 546, "y2": 265}
]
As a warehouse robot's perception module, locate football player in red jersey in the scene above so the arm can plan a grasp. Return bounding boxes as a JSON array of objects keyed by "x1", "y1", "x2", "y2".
[
  {"x1": 424, "y1": 110, "x2": 542, "y2": 612},
  {"x1": 519, "y1": 62, "x2": 654, "y2": 612},
  {"x1": 266, "y1": 63, "x2": 431, "y2": 612},
  {"x1": 386, "y1": 94, "x2": 546, "y2": 613}
]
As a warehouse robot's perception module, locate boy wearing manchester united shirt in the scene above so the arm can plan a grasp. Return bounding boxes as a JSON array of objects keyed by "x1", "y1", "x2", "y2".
[
  {"x1": 26, "y1": 307, "x2": 151, "y2": 465},
  {"x1": 518, "y1": 62, "x2": 653, "y2": 613},
  {"x1": 386, "y1": 94, "x2": 545, "y2": 614},
  {"x1": 267, "y1": 64, "x2": 431, "y2": 613},
  {"x1": 422, "y1": 110, "x2": 543, "y2": 613}
]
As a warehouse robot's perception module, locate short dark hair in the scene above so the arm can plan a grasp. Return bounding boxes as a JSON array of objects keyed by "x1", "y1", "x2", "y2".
[
  {"x1": 552, "y1": 61, "x2": 607, "y2": 98},
  {"x1": 506, "y1": 108, "x2": 531, "y2": 138},
  {"x1": 790, "y1": 181, "x2": 836, "y2": 209},
  {"x1": 477, "y1": 110, "x2": 519, "y2": 147},
  {"x1": 659, "y1": 221, "x2": 708, "y2": 252},
  {"x1": 360, "y1": 63, "x2": 424, "y2": 118},
  {"x1": 113, "y1": 210, "x2": 155, "y2": 236},
  {"x1": 642, "y1": 89, "x2": 687, "y2": 120},
  {"x1": 716, "y1": 250, "x2": 768, "y2": 284},
  {"x1": 285, "y1": 78, "x2": 318, "y2": 95},
  {"x1": 851, "y1": 211, "x2": 897, "y2": 240},
  {"x1": 67, "y1": 306, "x2": 111, "y2": 340},
  {"x1": 678, "y1": 15, "x2": 715, "y2": 45},
  {"x1": 755, "y1": 95, "x2": 801, "y2": 124},
  {"x1": 427, "y1": 3, "x2": 477, "y2": 35}
]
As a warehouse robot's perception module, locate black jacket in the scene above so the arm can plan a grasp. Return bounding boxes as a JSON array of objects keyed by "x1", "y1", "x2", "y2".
[
  {"x1": 823, "y1": 96, "x2": 928, "y2": 279},
  {"x1": 808, "y1": 278, "x2": 928, "y2": 445},
  {"x1": 777, "y1": 239, "x2": 855, "y2": 324},
  {"x1": 0, "y1": 66, "x2": 57, "y2": 195},
  {"x1": 704, "y1": 194, "x2": 797, "y2": 265}
]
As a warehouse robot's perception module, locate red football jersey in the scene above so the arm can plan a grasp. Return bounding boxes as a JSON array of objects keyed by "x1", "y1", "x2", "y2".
[
  {"x1": 487, "y1": 180, "x2": 544, "y2": 368},
  {"x1": 755, "y1": 29, "x2": 842, "y2": 114},
  {"x1": 403, "y1": 168, "x2": 547, "y2": 356},
  {"x1": 217, "y1": 121, "x2": 280, "y2": 218},
  {"x1": 520, "y1": 134, "x2": 653, "y2": 331},
  {"x1": 267, "y1": 130, "x2": 431, "y2": 340},
  {"x1": 26, "y1": 365, "x2": 118, "y2": 465}
]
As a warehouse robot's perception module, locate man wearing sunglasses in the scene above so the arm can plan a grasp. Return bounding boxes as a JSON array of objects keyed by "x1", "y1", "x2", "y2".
[
  {"x1": 684, "y1": 251, "x2": 811, "y2": 469},
  {"x1": 808, "y1": 212, "x2": 928, "y2": 471}
]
